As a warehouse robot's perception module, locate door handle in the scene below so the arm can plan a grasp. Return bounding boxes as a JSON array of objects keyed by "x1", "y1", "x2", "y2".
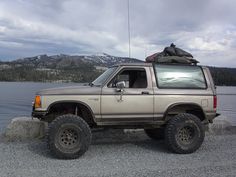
[{"x1": 141, "y1": 91, "x2": 149, "y2": 95}]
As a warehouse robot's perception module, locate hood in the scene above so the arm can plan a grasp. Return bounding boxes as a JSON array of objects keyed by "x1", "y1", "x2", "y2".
[{"x1": 36, "y1": 85, "x2": 101, "y2": 95}]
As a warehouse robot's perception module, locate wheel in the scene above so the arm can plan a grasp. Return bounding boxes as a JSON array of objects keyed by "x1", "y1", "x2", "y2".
[
  {"x1": 165, "y1": 113, "x2": 205, "y2": 154},
  {"x1": 47, "y1": 114, "x2": 92, "y2": 159},
  {"x1": 144, "y1": 128, "x2": 164, "y2": 140}
]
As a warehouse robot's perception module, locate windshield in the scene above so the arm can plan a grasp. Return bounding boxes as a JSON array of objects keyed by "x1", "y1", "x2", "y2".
[{"x1": 92, "y1": 67, "x2": 117, "y2": 86}]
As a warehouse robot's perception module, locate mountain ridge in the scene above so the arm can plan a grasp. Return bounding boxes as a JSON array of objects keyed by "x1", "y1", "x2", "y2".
[
  {"x1": 3, "y1": 53, "x2": 142, "y2": 68},
  {"x1": 0, "y1": 54, "x2": 235, "y2": 85},
  {"x1": 0, "y1": 53, "x2": 143, "y2": 82}
]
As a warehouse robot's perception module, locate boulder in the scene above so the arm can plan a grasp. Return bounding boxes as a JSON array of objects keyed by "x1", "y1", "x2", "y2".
[{"x1": 5, "y1": 117, "x2": 47, "y2": 141}]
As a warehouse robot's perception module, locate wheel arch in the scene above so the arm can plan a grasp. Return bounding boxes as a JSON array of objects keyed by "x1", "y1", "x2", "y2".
[
  {"x1": 45, "y1": 100, "x2": 96, "y2": 126},
  {"x1": 164, "y1": 102, "x2": 206, "y2": 122}
]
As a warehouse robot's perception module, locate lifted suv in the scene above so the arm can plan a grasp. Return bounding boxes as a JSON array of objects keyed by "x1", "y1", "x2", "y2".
[{"x1": 32, "y1": 63, "x2": 218, "y2": 159}]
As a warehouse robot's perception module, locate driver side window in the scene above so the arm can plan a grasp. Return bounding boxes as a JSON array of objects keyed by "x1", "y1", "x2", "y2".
[{"x1": 108, "y1": 69, "x2": 147, "y2": 88}]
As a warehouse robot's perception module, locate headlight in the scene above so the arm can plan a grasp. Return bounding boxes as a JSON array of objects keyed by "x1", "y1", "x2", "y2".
[{"x1": 34, "y1": 95, "x2": 41, "y2": 108}]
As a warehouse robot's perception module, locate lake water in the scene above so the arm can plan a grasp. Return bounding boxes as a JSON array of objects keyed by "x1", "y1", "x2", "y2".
[
  {"x1": 0, "y1": 82, "x2": 81, "y2": 132},
  {"x1": 0, "y1": 82, "x2": 235, "y2": 132}
]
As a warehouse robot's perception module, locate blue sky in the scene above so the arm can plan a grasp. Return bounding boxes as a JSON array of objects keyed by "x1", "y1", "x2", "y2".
[{"x1": 0, "y1": 0, "x2": 236, "y2": 67}]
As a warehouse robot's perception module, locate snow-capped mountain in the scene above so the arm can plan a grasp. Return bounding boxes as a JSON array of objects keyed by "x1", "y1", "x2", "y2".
[{"x1": 7, "y1": 53, "x2": 143, "y2": 69}]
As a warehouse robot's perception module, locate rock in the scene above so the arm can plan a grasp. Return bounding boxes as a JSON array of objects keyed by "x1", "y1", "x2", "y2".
[{"x1": 4, "y1": 117, "x2": 47, "y2": 141}]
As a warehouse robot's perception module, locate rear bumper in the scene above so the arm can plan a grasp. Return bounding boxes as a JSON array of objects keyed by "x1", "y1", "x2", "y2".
[{"x1": 204, "y1": 112, "x2": 220, "y2": 124}]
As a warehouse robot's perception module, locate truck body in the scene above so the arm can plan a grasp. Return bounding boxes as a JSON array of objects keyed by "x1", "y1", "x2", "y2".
[
  {"x1": 32, "y1": 62, "x2": 218, "y2": 159},
  {"x1": 32, "y1": 63, "x2": 217, "y2": 127}
]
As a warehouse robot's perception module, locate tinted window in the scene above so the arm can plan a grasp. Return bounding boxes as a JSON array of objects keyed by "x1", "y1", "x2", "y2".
[{"x1": 154, "y1": 64, "x2": 206, "y2": 89}]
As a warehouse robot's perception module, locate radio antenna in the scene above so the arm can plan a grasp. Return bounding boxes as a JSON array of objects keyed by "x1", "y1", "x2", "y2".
[{"x1": 127, "y1": 0, "x2": 131, "y2": 58}]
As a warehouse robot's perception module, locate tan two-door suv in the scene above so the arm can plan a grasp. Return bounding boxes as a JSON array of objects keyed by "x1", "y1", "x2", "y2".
[{"x1": 32, "y1": 62, "x2": 218, "y2": 159}]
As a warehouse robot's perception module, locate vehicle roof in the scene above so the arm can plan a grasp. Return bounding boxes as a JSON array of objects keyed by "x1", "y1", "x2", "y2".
[
  {"x1": 113, "y1": 62, "x2": 152, "y2": 67},
  {"x1": 113, "y1": 62, "x2": 205, "y2": 68}
]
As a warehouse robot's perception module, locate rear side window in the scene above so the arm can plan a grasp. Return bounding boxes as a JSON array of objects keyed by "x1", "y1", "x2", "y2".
[{"x1": 154, "y1": 64, "x2": 206, "y2": 89}]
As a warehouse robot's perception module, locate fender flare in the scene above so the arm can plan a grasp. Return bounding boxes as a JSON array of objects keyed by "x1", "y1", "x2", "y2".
[
  {"x1": 163, "y1": 102, "x2": 206, "y2": 121},
  {"x1": 46, "y1": 100, "x2": 95, "y2": 121}
]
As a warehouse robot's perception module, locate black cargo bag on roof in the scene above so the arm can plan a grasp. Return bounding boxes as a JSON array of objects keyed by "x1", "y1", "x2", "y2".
[
  {"x1": 164, "y1": 43, "x2": 193, "y2": 58},
  {"x1": 145, "y1": 43, "x2": 198, "y2": 65}
]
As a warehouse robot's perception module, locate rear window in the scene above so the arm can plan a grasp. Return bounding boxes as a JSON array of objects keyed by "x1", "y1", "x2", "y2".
[{"x1": 154, "y1": 64, "x2": 206, "y2": 89}]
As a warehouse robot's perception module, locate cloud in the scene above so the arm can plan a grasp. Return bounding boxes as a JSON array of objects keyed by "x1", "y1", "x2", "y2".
[{"x1": 0, "y1": 0, "x2": 235, "y2": 67}]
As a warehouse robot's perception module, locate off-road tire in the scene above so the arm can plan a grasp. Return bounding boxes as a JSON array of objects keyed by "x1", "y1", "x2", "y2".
[
  {"x1": 144, "y1": 128, "x2": 165, "y2": 140},
  {"x1": 165, "y1": 113, "x2": 205, "y2": 154},
  {"x1": 47, "y1": 114, "x2": 92, "y2": 159}
]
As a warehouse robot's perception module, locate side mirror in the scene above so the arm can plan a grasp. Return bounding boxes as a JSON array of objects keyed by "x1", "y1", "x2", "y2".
[
  {"x1": 116, "y1": 81, "x2": 125, "y2": 91},
  {"x1": 116, "y1": 81, "x2": 125, "y2": 101}
]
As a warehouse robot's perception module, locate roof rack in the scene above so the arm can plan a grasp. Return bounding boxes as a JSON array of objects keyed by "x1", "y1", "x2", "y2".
[{"x1": 149, "y1": 56, "x2": 199, "y2": 66}]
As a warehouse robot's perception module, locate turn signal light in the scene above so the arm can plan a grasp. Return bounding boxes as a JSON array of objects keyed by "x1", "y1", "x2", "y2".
[{"x1": 34, "y1": 95, "x2": 41, "y2": 108}]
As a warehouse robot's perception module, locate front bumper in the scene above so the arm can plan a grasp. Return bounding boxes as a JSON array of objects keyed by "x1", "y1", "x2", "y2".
[{"x1": 32, "y1": 110, "x2": 47, "y2": 119}]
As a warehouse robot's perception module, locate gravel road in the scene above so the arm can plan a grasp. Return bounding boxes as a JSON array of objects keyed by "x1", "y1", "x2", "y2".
[{"x1": 0, "y1": 129, "x2": 235, "y2": 177}]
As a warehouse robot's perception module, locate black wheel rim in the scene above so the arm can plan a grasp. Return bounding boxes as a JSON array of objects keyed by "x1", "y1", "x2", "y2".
[
  {"x1": 57, "y1": 127, "x2": 80, "y2": 149},
  {"x1": 177, "y1": 126, "x2": 195, "y2": 145}
]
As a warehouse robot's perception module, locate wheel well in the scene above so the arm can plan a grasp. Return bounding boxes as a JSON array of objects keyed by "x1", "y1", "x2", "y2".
[
  {"x1": 45, "y1": 102, "x2": 96, "y2": 126},
  {"x1": 164, "y1": 104, "x2": 206, "y2": 121}
]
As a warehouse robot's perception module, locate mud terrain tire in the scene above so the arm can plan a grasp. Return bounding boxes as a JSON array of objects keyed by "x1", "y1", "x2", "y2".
[
  {"x1": 165, "y1": 113, "x2": 205, "y2": 154},
  {"x1": 47, "y1": 114, "x2": 91, "y2": 159}
]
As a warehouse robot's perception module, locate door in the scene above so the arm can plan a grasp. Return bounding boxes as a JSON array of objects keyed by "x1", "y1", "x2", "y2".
[{"x1": 101, "y1": 67, "x2": 154, "y2": 123}]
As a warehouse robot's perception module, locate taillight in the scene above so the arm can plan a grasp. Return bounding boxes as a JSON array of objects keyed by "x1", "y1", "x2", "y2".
[
  {"x1": 213, "y1": 95, "x2": 217, "y2": 109},
  {"x1": 34, "y1": 95, "x2": 41, "y2": 108}
]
